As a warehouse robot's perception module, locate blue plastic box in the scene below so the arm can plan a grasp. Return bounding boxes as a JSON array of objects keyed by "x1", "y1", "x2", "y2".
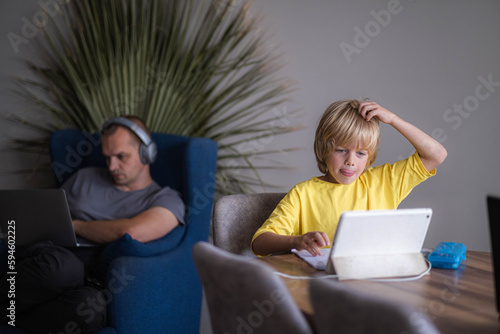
[{"x1": 428, "y1": 242, "x2": 467, "y2": 269}]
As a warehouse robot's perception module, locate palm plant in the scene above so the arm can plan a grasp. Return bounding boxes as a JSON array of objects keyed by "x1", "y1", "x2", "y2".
[{"x1": 8, "y1": 0, "x2": 300, "y2": 194}]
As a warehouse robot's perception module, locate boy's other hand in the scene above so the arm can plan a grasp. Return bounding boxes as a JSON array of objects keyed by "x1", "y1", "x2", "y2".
[
  {"x1": 358, "y1": 101, "x2": 397, "y2": 124},
  {"x1": 295, "y1": 231, "x2": 330, "y2": 256}
]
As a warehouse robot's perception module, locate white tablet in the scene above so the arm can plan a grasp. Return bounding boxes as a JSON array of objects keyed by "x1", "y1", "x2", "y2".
[{"x1": 293, "y1": 208, "x2": 432, "y2": 280}]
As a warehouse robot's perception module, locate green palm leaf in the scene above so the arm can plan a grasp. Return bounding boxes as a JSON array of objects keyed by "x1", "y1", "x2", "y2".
[{"x1": 7, "y1": 0, "x2": 300, "y2": 194}]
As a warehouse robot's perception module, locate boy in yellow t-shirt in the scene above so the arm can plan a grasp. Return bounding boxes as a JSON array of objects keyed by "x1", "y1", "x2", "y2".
[{"x1": 251, "y1": 100, "x2": 447, "y2": 256}]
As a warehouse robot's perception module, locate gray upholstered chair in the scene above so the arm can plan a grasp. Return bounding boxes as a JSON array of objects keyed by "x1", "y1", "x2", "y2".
[
  {"x1": 193, "y1": 241, "x2": 313, "y2": 334},
  {"x1": 212, "y1": 193, "x2": 286, "y2": 256},
  {"x1": 309, "y1": 278, "x2": 441, "y2": 334}
]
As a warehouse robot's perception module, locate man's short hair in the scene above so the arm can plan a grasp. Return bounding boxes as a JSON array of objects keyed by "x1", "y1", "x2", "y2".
[
  {"x1": 102, "y1": 115, "x2": 151, "y2": 146},
  {"x1": 314, "y1": 99, "x2": 380, "y2": 174}
]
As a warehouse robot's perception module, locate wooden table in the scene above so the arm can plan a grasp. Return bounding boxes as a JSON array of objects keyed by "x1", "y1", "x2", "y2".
[{"x1": 259, "y1": 251, "x2": 500, "y2": 334}]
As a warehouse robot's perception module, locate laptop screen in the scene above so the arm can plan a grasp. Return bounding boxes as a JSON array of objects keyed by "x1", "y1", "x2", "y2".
[{"x1": 0, "y1": 189, "x2": 78, "y2": 247}]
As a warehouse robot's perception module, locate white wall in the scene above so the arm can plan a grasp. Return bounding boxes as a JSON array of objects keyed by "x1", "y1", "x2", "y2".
[{"x1": 1, "y1": 0, "x2": 499, "y2": 251}]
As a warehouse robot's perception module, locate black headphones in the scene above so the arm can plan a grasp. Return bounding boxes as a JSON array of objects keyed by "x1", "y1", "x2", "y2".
[{"x1": 101, "y1": 117, "x2": 157, "y2": 164}]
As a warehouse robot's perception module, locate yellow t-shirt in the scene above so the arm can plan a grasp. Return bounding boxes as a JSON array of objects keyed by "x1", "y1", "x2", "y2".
[{"x1": 251, "y1": 151, "x2": 436, "y2": 249}]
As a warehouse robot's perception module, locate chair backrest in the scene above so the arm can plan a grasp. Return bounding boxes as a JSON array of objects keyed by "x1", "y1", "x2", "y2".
[
  {"x1": 212, "y1": 193, "x2": 286, "y2": 256},
  {"x1": 309, "y1": 279, "x2": 441, "y2": 334},
  {"x1": 193, "y1": 241, "x2": 313, "y2": 334}
]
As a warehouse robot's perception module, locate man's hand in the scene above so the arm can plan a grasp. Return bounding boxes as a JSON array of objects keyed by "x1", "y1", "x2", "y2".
[
  {"x1": 293, "y1": 231, "x2": 330, "y2": 256},
  {"x1": 72, "y1": 219, "x2": 85, "y2": 238}
]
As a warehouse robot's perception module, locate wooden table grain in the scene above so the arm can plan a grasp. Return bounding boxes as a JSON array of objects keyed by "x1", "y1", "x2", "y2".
[{"x1": 259, "y1": 251, "x2": 500, "y2": 334}]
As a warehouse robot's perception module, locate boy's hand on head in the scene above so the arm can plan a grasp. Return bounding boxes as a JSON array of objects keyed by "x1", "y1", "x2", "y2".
[
  {"x1": 359, "y1": 100, "x2": 447, "y2": 171},
  {"x1": 295, "y1": 231, "x2": 330, "y2": 256},
  {"x1": 359, "y1": 101, "x2": 397, "y2": 124}
]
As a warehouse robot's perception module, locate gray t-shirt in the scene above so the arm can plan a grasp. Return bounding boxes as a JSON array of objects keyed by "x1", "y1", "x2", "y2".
[{"x1": 61, "y1": 167, "x2": 185, "y2": 225}]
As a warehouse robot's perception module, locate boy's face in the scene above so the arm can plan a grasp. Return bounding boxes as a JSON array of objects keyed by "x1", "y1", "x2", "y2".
[{"x1": 323, "y1": 143, "x2": 369, "y2": 184}]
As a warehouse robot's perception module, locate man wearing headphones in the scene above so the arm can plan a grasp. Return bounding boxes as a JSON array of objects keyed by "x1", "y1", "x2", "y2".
[
  {"x1": 63, "y1": 115, "x2": 184, "y2": 244},
  {"x1": 2, "y1": 116, "x2": 184, "y2": 333}
]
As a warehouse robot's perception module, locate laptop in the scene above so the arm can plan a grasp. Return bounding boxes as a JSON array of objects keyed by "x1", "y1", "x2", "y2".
[
  {"x1": 292, "y1": 208, "x2": 432, "y2": 280},
  {"x1": 0, "y1": 189, "x2": 98, "y2": 247},
  {"x1": 487, "y1": 195, "x2": 500, "y2": 316}
]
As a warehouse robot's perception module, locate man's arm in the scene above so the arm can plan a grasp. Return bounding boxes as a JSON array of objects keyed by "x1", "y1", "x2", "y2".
[
  {"x1": 359, "y1": 101, "x2": 448, "y2": 172},
  {"x1": 73, "y1": 206, "x2": 179, "y2": 243}
]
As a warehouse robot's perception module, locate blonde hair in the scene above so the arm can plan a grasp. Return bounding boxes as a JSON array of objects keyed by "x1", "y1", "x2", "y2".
[{"x1": 314, "y1": 99, "x2": 380, "y2": 174}]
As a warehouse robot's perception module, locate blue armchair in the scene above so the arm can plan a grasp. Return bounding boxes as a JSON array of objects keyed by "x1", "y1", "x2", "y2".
[{"x1": 48, "y1": 129, "x2": 217, "y2": 333}]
